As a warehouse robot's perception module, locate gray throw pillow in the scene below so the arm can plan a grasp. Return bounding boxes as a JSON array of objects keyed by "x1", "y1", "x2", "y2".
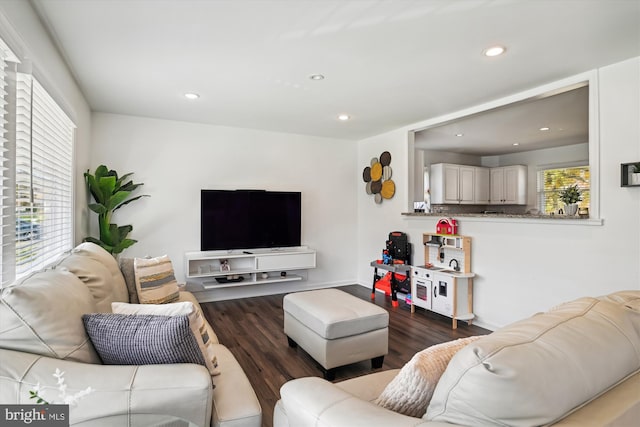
[{"x1": 82, "y1": 313, "x2": 205, "y2": 367}]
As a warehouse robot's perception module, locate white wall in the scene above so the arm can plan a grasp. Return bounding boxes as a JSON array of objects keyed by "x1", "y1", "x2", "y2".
[
  {"x1": 0, "y1": 0, "x2": 92, "y2": 244},
  {"x1": 357, "y1": 57, "x2": 640, "y2": 330},
  {"x1": 91, "y1": 113, "x2": 358, "y2": 298}
]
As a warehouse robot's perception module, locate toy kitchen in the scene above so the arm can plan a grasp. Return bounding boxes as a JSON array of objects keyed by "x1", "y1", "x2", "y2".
[{"x1": 411, "y1": 218, "x2": 475, "y2": 329}]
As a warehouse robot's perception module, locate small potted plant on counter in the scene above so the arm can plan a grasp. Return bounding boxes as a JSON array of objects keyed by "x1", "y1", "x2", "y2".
[{"x1": 559, "y1": 184, "x2": 582, "y2": 216}]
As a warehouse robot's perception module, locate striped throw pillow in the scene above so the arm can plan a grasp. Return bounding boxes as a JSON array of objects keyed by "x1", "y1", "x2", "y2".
[
  {"x1": 134, "y1": 255, "x2": 180, "y2": 304},
  {"x1": 112, "y1": 301, "x2": 220, "y2": 376}
]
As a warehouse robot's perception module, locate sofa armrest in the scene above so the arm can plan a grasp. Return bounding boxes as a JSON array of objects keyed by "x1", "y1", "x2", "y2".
[
  {"x1": 280, "y1": 376, "x2": 442, "y2": 427},
  {"x1": 0, "y1": 348, "x2": 213, "y2": 427}
]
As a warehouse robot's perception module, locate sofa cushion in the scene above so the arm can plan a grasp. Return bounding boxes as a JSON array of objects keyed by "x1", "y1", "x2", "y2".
[
  {"x1": 55, "y1": 242, "x2": 129, "y2": 312},
  {"x1": 134, "y1": 255, "x2": 180, "y2": 304},
  {"x1": 83, "y1": 313, "x2": 207, "y2": 367},
  {"x1": 375, "y1": 336, "x2": 481, "y2": 417},
  {"x1": 112, "y1": 301, "x2": 220, "y2": 375},
  {"x1": 118, "y1": 257, "x2": 139, "y2": 304},
  {"x1": 177, "y1": 291, "x2": 219, "y2": 344},
  {"x1": 0, "y1": 269, "x2": 101, "y2": 363},
  {"x1": 426, "y1": 291, "x2": 640, "y2": 426}
]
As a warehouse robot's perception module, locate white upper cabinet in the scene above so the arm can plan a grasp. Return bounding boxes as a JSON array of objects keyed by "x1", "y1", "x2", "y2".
[
  {"x1": 431, "y1": 163, "x2": 526, "y2": 205},
  {"x1": 489, "y1": 165, "x2": 527, "y2": 204},
  {"x1": 431, "y1": 163, "x2": 477, "y2": 205},
  {"x1": 474, "y1": 167, "x2": 490, "y2": 204}
]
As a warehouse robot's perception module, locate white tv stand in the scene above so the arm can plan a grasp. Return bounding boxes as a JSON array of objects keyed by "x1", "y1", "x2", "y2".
[{"x1": 184, "y1": 246, "x2": 316, "y2": 289}]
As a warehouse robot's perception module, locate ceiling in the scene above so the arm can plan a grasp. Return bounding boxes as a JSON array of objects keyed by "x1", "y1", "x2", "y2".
[
  {"x1": 32, "y1": 0, "x2": 640, "y2": 141},
  {"x1": 414, "y1": 84, "x2": 589, "y2": 156}
]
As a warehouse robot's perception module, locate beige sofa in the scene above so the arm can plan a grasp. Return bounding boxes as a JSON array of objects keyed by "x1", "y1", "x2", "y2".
[
  {"x1": 0, "y1": 242, "x2": 262, "y2": 427},
  {"x1": 274, "y1": 290, "x2": 640, "y2": 426}
]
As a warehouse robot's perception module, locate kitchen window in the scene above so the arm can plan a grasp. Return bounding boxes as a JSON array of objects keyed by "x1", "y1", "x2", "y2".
[
  {"x1": 1, "y1": 37, "x2": 75, "y2": 285},
  {"x1": 537, "y1": 165, "x2": 590, "y2": 215}
]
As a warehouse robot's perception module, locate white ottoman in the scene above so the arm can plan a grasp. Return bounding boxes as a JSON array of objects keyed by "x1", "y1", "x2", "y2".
[{"x1": 283, "y1": 288, "x2": 389, "y2": 380}]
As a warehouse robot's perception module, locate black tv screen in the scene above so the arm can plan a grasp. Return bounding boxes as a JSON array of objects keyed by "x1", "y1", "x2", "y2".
[{"x1": 201, "y1": 190, "x2": 302, "y2": 251}]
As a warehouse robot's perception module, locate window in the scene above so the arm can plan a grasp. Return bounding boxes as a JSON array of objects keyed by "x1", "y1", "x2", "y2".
[
  {"x1": 1, "y1": 37, "x2": 75, "y2": 285},
  {"x1": 537, "y1": 165, "x2": 590, "y2": 214}
]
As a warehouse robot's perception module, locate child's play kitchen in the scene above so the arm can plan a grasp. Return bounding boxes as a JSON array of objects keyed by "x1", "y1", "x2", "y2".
[{"x1": 411, "y1": 218, "x2": 475, "y2": 329}]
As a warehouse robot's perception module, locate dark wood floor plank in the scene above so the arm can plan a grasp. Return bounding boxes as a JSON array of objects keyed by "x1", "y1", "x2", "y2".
[{"x1": 200, "y1": 285, "x2": 490, "y2": 427}]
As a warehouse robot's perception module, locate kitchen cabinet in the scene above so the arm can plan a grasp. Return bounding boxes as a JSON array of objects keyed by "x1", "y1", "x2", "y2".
[
  {"x1": 430, "y1": 163, "x2": 476, "y2": 204},
  {"x1": 474, "y1": 166, "x2": 490, "y2": 204},
  {"x1": 489, "y1": 165, "x2": 527, "y2": 204}
]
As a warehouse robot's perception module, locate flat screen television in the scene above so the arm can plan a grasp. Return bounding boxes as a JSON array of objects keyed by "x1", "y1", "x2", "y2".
[{"x1": 201, "y1": 190, "x2": 302, "y2": 251}]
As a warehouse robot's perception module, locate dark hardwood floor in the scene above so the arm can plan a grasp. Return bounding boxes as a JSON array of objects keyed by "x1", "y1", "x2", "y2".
[{"x1": 200, "y1": 285, "x2": 490, "y2": 427}]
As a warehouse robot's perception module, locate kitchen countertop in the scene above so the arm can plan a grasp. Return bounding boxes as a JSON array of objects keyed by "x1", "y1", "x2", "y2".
[{"x1": 403, "y1": 212, "x2": 589, "y2": 220}]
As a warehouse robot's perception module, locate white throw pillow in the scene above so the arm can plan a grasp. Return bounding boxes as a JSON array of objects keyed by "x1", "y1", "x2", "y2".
[
  {"x1": 374, "y1": 336, "x2": 482, "y2": 417},
  {"x1": 133, "y1": 255, "x2": 180, "y2": 304},
  {"x1": 112, "y1": 301, "x2": 220, "y2": 376}
]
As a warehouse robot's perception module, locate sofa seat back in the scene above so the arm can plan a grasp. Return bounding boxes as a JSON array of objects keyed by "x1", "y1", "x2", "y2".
[
  {"x1": 53, "y1": 242, "x2": 129, "y2": 312},
  {"x1": 0, "y1": 268, "x2": 101, "y2": 363},
  {"x1": 0, "y1": 242, "x2": 130, "y2": 363},
  {"x1": 426, "y1": 290, "x2": 640, "y2": 426}
]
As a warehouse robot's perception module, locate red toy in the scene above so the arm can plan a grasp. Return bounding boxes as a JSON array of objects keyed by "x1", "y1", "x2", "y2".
[{"x1": 436, "y1": 217, "x2": 458, "y2": 235}]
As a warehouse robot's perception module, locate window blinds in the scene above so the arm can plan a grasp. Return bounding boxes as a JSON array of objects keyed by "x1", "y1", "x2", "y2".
[
  {"x1": 0, "y1": 41, "x2": 16, "y2": 285},
  {"x1": 14, "y1": 74, "x2": 75, "y2": 277}
]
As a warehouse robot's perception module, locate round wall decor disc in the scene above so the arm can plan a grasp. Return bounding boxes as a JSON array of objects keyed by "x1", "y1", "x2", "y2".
[
  {"x1": 370, "y1": 162, "x2": 383, "y2": 181},
  {"x1": 382, "y1": 165, "x2": 392, "y2": 180},
  {"x1": 380, "y1": 151, "x2": 392, "y2": 166},
  {"x1": 370, "y1": 157, "x2": 379, "y2": 166},
  {"x1": 381, "y1": 179, "x2": 395, "y2": 199},
  {"x1": 365, "y1": 181, "x2": 372, "y2": 194},
  {"x1": 374, "y1": 193, "x2": 383, "y2": 204},
  {"x1": 362, "y1": 166, "x2": 371, "y2": 182},
  {"x1": 370, "y1": 179, "x2": 382, "y2": 194}
]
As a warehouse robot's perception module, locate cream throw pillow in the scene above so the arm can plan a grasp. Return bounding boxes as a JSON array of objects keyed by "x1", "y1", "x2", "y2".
[
  {"x1": 374, "y1": 336, "x2": 482, "y2": 417},
  {"x1": 134, "y1": 255, "x2": 180, "y2": 304},
  {"x1": 112, "y1": 301, "x2": 220, "y2": 376}
]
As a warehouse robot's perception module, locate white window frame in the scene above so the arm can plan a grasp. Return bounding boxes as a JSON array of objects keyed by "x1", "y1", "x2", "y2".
[
  {"x1": 1, "y1": 36, "x2": 76, "y2": 285},
  {"x1": 536, "y1": 162, "x2": 590, "y2": 215}
]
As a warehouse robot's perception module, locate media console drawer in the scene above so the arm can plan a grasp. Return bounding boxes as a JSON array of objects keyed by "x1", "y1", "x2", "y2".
[{"x1": 255, "y1": 252, "x2": 316, "y2": 271}]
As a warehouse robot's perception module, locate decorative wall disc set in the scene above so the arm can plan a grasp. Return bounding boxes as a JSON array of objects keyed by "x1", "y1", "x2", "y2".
[{"x1": 362, "y1": 151, "x2": 395, "y2": 204}]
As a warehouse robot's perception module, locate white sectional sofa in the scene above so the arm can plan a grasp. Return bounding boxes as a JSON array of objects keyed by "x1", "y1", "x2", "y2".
[{"x1": 0, "y1": 242, "x2": 262, "y2": 427}]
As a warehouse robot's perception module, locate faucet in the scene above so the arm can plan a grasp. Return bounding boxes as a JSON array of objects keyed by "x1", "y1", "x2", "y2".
[{"x1": 449, "y1": 258, "x2": 460, "y2": 272}]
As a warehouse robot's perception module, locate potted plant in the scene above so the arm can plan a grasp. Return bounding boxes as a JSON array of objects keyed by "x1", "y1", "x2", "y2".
[
  {"x1": 84, "y1": 165, "x2": 148, "y2": 255},
  {"x1": 559, "y1": 184, "x2": 582, "y2": 216}
]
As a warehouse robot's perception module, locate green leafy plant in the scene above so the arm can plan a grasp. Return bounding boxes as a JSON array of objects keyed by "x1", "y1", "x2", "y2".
[
  {"x1": 84, "y1": 165, "x2": 148, "y2": 255},
  {"x1": 559, "y1": 184, "x2": 583, "y2": 205}
]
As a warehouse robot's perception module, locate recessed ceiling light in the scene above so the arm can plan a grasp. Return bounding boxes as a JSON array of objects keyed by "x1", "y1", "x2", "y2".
[
  {"x1": 513, "y1": 143, "x2": 519, "y2": 146},
  {"x1": 483, "y1": 46, "x2": 506, "y2": 57},
  {"x1": 184, "y1": 93, "x2": 200, "y2": 100},
  {"x1": 539, "y1": 127, "x2": 550, "y2": 131},
  {"x1": 309, "y1": 74, "x2": 325, "y2": 81},
  {"x1": 455, "y1": 133, "x2": 464, "y2": 137},
  {"x1": 338, "y1": 114, "x2": 351, "y2": 121}
]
